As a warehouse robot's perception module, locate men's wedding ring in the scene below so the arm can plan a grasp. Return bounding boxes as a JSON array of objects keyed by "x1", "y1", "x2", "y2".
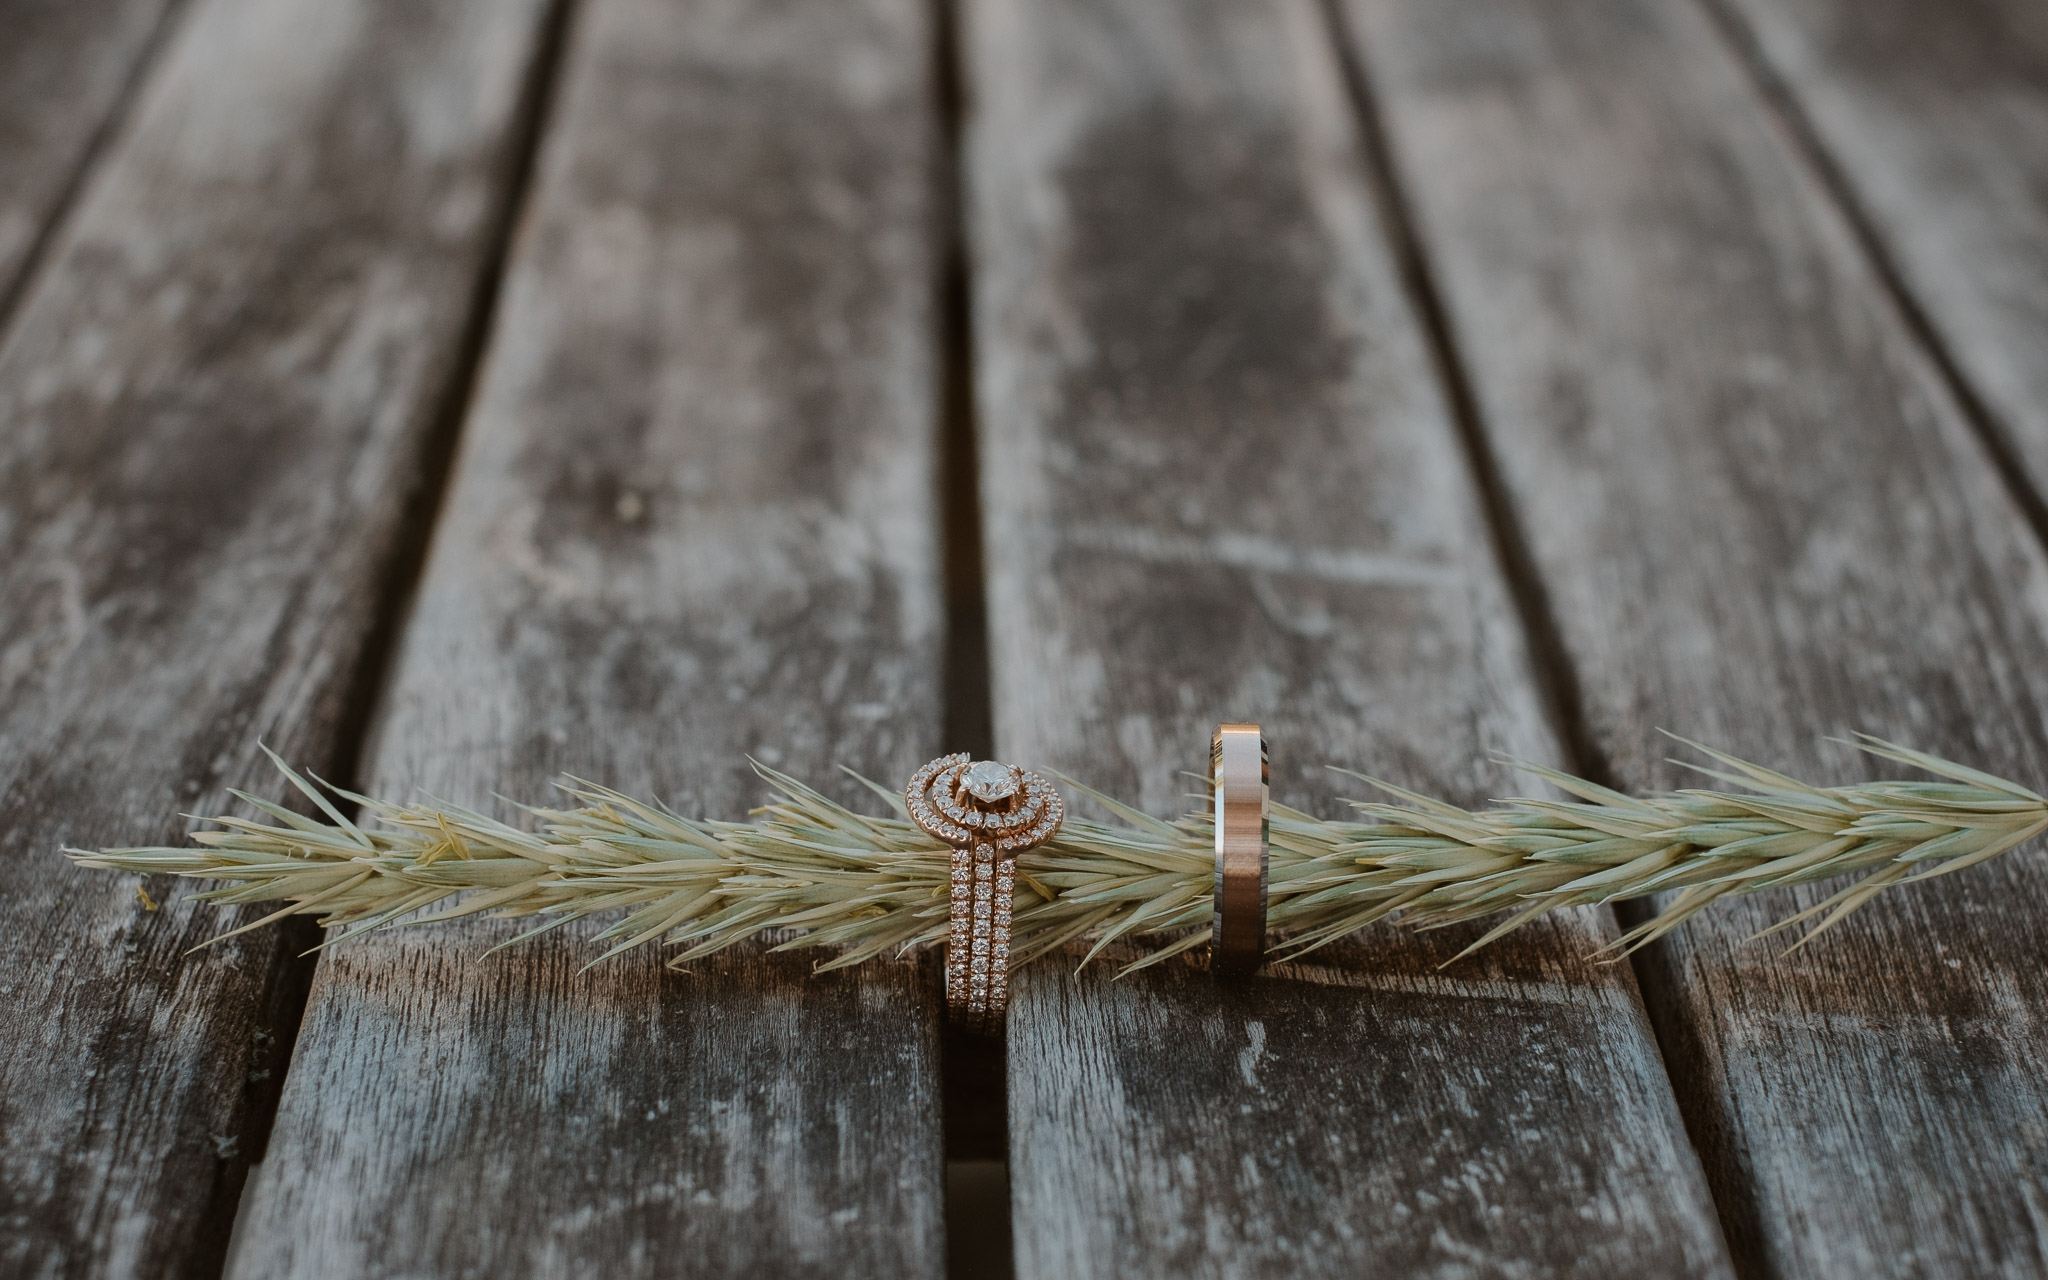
[{"x1": 1210, "y1": 724, "x2": 1269, "y2": 978}]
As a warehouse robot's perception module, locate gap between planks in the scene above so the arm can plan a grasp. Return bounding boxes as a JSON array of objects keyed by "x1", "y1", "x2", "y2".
[
  {"x1": 929, "y1": 0, "x2": 1012, "y2": 1191},
  {"x1": 225, "y1": 1, "x2": 953, "y2": 1275},
  {"x1": 1317, "y1": 0, "x2": 1616, "y2": 791},
  {"x1": 1334, "y1": 0, "x2": 2048, "y2": 1270},
  {"x1": 963, "y1": 1, "x2": 1732, "y2": 1276},
  {"x1": 0, "y1": 0, "x2": 581, "y2": 1272},
  {"x1": 217, "y1": 0, "x2": 581, "y2": 1257},
  {"x1": 1332, "y1": 0, "x2": 2048, "y2": 1273},
  {"x1": 0, "y1": 0, "x2": 189, "y2": 345},
  {"x1": 1689, "y1": 0, "x2": 2048, "y2": 611}
]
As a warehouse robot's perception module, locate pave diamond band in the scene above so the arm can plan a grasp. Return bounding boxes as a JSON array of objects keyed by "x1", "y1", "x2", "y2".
[{"x1": 908, "y1": 754, "x2": 1063, "y2": 1032}]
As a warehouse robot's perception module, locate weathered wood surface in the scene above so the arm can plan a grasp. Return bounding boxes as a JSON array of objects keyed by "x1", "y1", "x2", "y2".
[
  {"x1": 1714, "y1": 0, "x2": 2048, "y2": 510},
  {"x1": 0, "y1": 0, "x2": 557, "y2": 1274},
  {"x1": 1339, "y1": 0, "x2": 2048, "y2": 1274},
  {"x1": 230, "y1": 0, "x2": 950, "y2": 1276},
  {"x1": 964, "y1": 0, "x2": 1732, "y2": 1275},
  {"x1": 0, "y1": 0, "x2": 177, "y2": 311}
]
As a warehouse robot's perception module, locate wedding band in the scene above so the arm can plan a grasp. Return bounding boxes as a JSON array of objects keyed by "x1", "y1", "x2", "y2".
[
  {"x1": 1211, "y1": 724, "x2": 1268, "y2": 977},
  {"x1": 906, "y1": 754, "x2": 1064, "y2": 1032}
]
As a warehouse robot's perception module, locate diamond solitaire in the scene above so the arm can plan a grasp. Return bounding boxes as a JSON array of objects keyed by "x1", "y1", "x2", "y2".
[{"x1": 961, "y1": 760, "x2": 1020, "y2": 804}]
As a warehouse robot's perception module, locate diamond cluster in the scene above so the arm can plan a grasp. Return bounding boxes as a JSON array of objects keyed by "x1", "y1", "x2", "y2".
[{"x1": 905, "y1": 755, "x2": 1064, "y2": 853}]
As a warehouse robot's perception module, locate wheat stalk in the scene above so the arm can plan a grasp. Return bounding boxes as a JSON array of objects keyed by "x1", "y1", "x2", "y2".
[{"x1": 67, "y1": 737, "x2": 2048, "y2": 972}]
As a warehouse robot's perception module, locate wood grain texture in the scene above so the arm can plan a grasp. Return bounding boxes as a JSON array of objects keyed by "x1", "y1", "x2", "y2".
[
  {"x1": 0, "y1": 0, "x2": 557, "y2": 1275},
  {"x1": 230, "y1": 1, "x2": 949, "y2": 1276},
  {"x1": 1338, "y1": 0, "x2": 2048, "y2": 1274},
  {"x1": 0, "y1": 0, "x2": 176, "y2": 308},
  {"x1": 1712, "y1": 0, "x2": 2048, "y2": 509},
  {"x1": 963, "y1": 1, "x2": 1732, "y2": 1275}
]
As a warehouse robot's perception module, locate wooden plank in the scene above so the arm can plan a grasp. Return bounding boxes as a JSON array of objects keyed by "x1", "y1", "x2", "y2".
[
  {"x1": 963, "y1": 1, "x2": 1734, "y2": 1275},
  {"x1": 1336, "y1": 0, "x2": 2048, "y2": 1274},
  {"x1": 0, "y1": 0, "x2": 176, "y2": 310},
  {"x1": 1709, "y1": 0, "x2": 2048, "y2": 514},
  {"x1": 228, "y1": 1, "x2": 949, "y2": 1276},
  {"x1": 0, "y1": 0, "x2": 558, "y2": 1274}
]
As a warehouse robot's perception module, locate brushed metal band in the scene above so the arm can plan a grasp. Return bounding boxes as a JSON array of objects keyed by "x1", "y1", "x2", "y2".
[{"x1": 1210, "y1": 723, "x2": 1268, "y2": 978}]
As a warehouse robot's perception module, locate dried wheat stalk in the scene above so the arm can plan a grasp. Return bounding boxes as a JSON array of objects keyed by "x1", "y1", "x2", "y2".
[{"x1": 68, "y1": 737, "x2": 2048, "y2": 972}]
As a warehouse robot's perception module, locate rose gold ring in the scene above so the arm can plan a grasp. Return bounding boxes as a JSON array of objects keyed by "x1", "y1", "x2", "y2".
[
  {"x1": 906, "y1": 754, "x2": 1064, "y2": 1033},
  {"x1": 1210, "y1": 724, "x2": 1268, "y2": 978}
]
